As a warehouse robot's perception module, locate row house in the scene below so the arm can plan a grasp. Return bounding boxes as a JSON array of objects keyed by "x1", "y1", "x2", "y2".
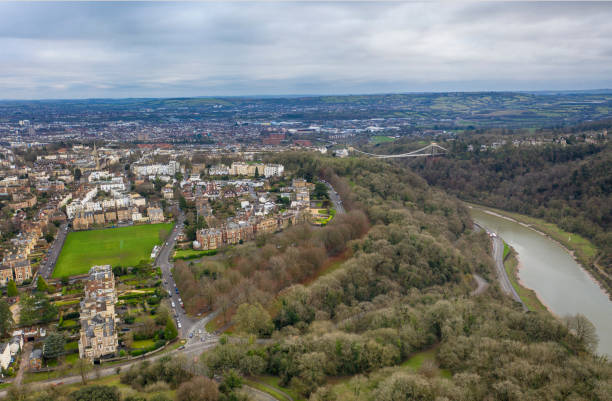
[
  {"x1": 8, "y1": 194, "x2": 37, "y2": 210},
  {"x1": 0, "y1": 255, "x2": 32, "y2": 285},
  {"x1": 195, "y1": 216, "x2": 284, "y2": 251},
  {"x1": 147, "y1": 207, "x2": 164, "y2": 223},
  {"x1": 35, "y1": 180, "x2": 65, "y2": 193}
]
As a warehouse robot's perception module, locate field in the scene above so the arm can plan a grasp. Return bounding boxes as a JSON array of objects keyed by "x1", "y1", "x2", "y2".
[
  {"x1": 371, "y1": 135, "x2": 396, "y2": 144},
  {"x1": 53, "y1": 223, "x2": 173, "y2": 277}
]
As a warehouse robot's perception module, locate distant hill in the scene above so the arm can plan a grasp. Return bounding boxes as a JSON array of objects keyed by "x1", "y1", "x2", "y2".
[{"x1": 2, "y1": 91, "x2": 612, "y2": 128}]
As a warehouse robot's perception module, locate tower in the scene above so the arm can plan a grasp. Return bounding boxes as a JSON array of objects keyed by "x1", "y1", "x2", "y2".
[{"x1": 93, "y1": 143, "x2": 100, "y2": 170}]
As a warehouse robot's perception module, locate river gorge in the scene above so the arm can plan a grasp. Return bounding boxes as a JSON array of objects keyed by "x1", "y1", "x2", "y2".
[{"x1": 470, "y1": 207, "x2": 612, "y2": 357}]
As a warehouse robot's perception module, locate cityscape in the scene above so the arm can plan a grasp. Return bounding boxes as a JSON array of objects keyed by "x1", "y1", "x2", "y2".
[{"x1": 0, "y1": 1, "x2": 610, "y2": 401}]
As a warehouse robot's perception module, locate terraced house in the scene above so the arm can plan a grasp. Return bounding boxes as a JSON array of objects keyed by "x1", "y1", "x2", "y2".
[{"x1": 78, "y1": 265, "x2": 119, "y2": 362}]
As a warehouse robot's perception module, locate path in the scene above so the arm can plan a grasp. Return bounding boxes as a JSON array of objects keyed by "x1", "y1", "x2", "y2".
[
  {"x1": 13, "y1": 342, "x2": 32, "y2": 386},
  {"x1": 0, "y1": 340, "x2": 218, "y2": 398},
  {"x1": 247, "y1": 379, "x2": 294, "y2": 401},
  {"x1": 244, "y1": 385, "x2": 283, "y2": 401},
  {"x1": 471, "y1": 274, "x2": 489, "y2": 296}
]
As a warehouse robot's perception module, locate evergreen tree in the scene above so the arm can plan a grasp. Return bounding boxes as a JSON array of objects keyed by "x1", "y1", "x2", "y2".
[
  {"x1": 164, "y1": 316, "x2": 178, "y2": 340},
  {"x1": 6, "y1": 279, "x2": 18, "y2": 297},
  {"x1": 43, "y1": 332, "x2": 66, "y2": 360},
  {"x1": 37, "y1": 275, "x2": 49, "y2": 292},
  {"x1": 0, "y1": 299, "x2": 14, "y2": 337}
]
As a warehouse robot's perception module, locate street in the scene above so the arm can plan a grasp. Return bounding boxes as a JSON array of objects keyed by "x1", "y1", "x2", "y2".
[
  {"x1": 0, "y1": 340, "x2": 219, "y2": 398},
  {"x1": 154, "y1": 211, "x2": 220, "y2": 342},
  {"x1": 323, "y1": 181, "x2": 345, "y2": 214},
  {"x1": 40, "y1": 222, "x2": 68, "y2": 279},
  {"x1": 154, "y1": 212, "x2": 195, "y2": 336}
]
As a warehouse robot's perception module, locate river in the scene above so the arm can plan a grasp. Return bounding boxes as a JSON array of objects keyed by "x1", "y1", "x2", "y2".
[{"x1": 470, "y1": 207, "x2": 612, "y2": 357}]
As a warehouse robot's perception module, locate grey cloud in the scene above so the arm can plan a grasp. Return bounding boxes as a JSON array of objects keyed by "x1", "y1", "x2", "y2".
[{"x1": 0, "y1": 1, "x2": 611, "y2": 99}]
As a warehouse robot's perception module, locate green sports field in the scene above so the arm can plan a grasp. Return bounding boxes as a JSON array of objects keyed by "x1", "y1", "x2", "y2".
[{"x1": 53, "y1": 223, "x2": 173, "y2": 277}]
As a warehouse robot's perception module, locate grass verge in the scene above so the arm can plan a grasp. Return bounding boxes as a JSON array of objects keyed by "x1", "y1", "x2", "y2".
[{"x1": 503, "y1": 243, "x2": 548, "y2": 313}]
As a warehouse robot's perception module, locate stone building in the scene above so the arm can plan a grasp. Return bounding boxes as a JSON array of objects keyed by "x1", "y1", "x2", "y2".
[{"x1": 78, "y1": 265, "x2": 118, "y2": 362}]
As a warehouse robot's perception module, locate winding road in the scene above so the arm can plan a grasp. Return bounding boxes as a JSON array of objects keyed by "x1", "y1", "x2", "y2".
[
  {"x1": 492, "y1": 235, "x2": 527, "y2": 309},
  {"x1": 323, "y1": 181, "x2": 345, "y2": 215}
]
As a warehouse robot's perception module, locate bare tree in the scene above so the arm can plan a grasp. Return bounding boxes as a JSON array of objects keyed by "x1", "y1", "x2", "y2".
[
  {"x1": 76, "y1": 357, "x2": 92, "y2": 385},
  {"x1": 563, "y1": 314, "x2": 599, "y2": 352}
]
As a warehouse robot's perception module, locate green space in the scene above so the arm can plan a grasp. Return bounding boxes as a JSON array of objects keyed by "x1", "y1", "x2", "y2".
[
  {"x1": 60, "y1": 374, "x2": 176, "y2": 400},
  {"x1": 59, "y1": 319, "x2": 78, "y2": 328},
  {"x1": 249, "y1": 375, "x2": 305, "y2": 401},
  {"x1": 53, "y1": 223, "x2": 173, "y2": 277},
  {"x1": 503, "y1": 242, "x2": 510, "y2": 259},
  {"x1": 371, "y1": 135, "x2": 396, "y2": 144},
  {"x1": 173, "y1": 248, "x2": 218, "y2": 260},
  {"x1": 65, "y1": 353, "x2": 79, "y2": 363},
  {"x1": 132, "y1": 339, "x2": 156, "y2": 349},
  {"x1": 54, "y1": 299, "x2": 80, "y2": 307},
  {"x1": 313, "y1": 208, "x2": 336, "y2": 226},
  {"x1": 64, "y1": 341, "x2": 78, "y2": 351},
  {"x1": 503, "y1": 243, "x2": 548, "y2": 313},
  {"x1": 399, "y1": 347, "x2": 451, "y2": 378},
  {"x1": 245, "y1": 379, "x2": 292, "y2": 401}
]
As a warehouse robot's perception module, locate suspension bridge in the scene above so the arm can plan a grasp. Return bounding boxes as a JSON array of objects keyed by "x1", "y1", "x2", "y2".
[{"x1": 349, "y1": 143, "x2": 448, "y2": 158}]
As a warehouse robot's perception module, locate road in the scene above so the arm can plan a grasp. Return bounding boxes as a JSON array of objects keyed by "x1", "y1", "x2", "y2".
[
  {"x1": 323, "y1": 181, "x2": 345, "y2": 214},
  {"x1": 0, "y1": 339, "x2": 218, "y2": 398},
  {"x1": 0, "y1": 213, "x2": 230, "y2": 398},
  {"x1": 40, "y1": 222, "x2": 68, "y2": 279},
  {"x1": 492, "y1": 235, "x2": 526, "y2": 309},
  {"x1": 154, "y1": 212, "x2": 198, "y2": 337}
]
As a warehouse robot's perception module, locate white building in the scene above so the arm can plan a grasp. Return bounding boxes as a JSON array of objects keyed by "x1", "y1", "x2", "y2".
[
  {"x1": 264, "y1": 164, "x2": 284, "y2": 177},
  {"x1": 0, "y1": 343, "x2": 11, "y2": 370}
]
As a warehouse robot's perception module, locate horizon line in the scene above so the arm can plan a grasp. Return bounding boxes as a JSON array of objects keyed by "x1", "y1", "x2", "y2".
[{"x1": 2, "y1": 88, "x2": 612, "y2": 102}]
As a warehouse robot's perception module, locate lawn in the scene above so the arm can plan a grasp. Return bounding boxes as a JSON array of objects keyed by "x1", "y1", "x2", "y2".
[
  {"x1": 400, "y1": 347, "x2": 450, "y2": 378},
  {"x1": 371, "y1": 135, "x2": 396, "y2": 144},
  {"x1": 65, "y1": 341, "x2": 78, "y2": 351},
  {"x1": 132, "y1": 339, "x2": 156, "y2": 349},
  {"x1": 54, "y1": 299, "x2": 80, "y2": 307},
  {"x1": 173, "y1": 248, "x2": 217, "y2": 261},
  {"x1": 53, "y1": 223, "x2": 173, "y2": 277}
]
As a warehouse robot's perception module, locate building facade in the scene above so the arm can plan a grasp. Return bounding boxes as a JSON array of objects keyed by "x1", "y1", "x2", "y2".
[{"x1": 78, "y1": 265, "x2": 119, "y2": 362}]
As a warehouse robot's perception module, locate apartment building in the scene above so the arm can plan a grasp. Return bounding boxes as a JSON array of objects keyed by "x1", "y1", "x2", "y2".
[{"x1": 78, "y1": 265, "x2": 119, "y2": 362}]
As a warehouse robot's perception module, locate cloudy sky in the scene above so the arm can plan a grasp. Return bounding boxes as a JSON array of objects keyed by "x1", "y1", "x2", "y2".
[{"x1": 1, "y1": 1, "x2": 611, "y2": 99}]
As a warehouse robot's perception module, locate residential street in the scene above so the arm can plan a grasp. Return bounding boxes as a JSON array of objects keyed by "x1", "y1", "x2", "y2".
[
  {"x1": 0, "y1": 340, "x2": 218, "y2": 398},
  {"x1": 40, "y1": 222, "x2": 68, "y2": 279},
  {"x1": 154, "y1": 211, "x2": 196, "y2": 337}
]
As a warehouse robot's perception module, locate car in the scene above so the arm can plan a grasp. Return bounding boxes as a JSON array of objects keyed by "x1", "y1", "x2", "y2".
[
  {"x1": 171, "y1": 301, "x2": 176, "y2": 308},
  {"x1": 178, "y1": 345, "x2": 185, "y2": 350},
  {"x1": 175, "y1": 288, "x2": 179, "y2": 294},
  {"x1": 177, "y1": 322, "x2": 182, "y2": 328},
  {"x1": 189, "y1": 333, "x2": 193, "y2": 338}
]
